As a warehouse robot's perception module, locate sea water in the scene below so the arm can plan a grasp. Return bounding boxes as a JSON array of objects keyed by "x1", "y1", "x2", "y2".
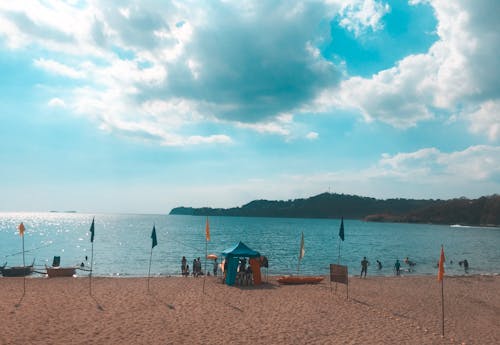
[{"x1": 1, "y1": 212, "x2": 499, "y2": 277}]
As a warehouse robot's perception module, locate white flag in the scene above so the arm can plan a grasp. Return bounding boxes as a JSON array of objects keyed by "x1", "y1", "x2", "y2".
[{"x1": 299, "y1": 232, "x2": 305, "y2": 260}]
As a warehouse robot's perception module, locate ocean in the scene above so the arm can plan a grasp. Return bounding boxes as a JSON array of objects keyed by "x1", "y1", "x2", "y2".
[{"x1": 1, "y1": 212, "x2": 499, "y2": 277}]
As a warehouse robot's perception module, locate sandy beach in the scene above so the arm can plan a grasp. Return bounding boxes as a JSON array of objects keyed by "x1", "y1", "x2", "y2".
[{"x1": 1, "y1": 274, "x2": 498, "y2": 345}]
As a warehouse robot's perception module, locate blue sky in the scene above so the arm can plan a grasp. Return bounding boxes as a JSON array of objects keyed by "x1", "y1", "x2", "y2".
[{"x1": 0, "y1": 0, "x2": 499, "y2": 213}]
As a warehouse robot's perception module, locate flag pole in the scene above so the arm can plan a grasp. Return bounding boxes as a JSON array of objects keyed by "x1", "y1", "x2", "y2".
[
  {"x1": 148, "y1": 224, "x2": 158, "y2": 293},
  {"x1": 89, "y1": 217, "x2": 95, "y2": 296},
  {"x1": 22, "y1": 226, "x2": 26, "y2": 297},
  {"x1": 336, "y1": 217, "x2": 345, "y2": 293},
  {"x1": 147, "y1": 246, "x2": 153, "y2": 292},
  {"x1": 203, "y1": 217, "x2": 209, "y2": 294},
  {"x1": 437, "y1": 244, "x2": 445, "y2": 337},
  {"x1": 89, "y1": 240, "x2": 94, "y2": 296},
  {"x1": 337, "y1": 240, "x2": 341, "y2": 264},
  {"x1": 441, "y1": 276, "x2": 445, "y2": 336},
  {"x1": 203, "y1": 237, "x2": 207, "y2": 293}
]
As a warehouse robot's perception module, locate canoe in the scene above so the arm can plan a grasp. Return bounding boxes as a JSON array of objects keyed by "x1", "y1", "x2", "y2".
[
  {"x1": 1, "y1": 264, "x2": 34, "y2": 277},
  {"x1": 277, "y1": 275, "x2": 324, "y2": 285},
  {"x1": 45, "y1": 265, "x2": 77, "y2": 278}
]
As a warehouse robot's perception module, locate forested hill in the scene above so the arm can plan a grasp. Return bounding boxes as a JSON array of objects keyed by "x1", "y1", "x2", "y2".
[{"x1": 169, "y1": 193, "x2": 500, "y2": 226}]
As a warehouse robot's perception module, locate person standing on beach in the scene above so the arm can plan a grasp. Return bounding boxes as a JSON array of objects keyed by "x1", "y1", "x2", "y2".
[
  {"x1": 360, "y1": 257, "x2": 369, "y2": 278},
  {"x1": 181, "y1": 256, "x2": 187, "y2": 275},
  {"x1": 394, "y1": 259, "x2": 401, "y2": 276}
]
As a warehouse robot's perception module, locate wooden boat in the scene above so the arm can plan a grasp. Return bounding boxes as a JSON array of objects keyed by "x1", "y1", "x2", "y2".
[
  {"x1": 277, "y1": 275, "x2": 324, "y2": 285},
  {"x1": 1, "y1": 261, "x2": 34, "y2": 277},
  {"x1": 45, "y1": 265, "x2": 77, "y2": 278}
]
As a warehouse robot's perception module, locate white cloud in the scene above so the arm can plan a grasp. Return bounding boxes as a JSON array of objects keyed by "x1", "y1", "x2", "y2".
[
  {"x1": 315, "y1": 0, "x2": 500, "y2": 139},
  {"x1": 235, "y1": 114, "x2": 293, "y2": 136},
  {"x1": 2, "y1": 1, "x2": 499, "y2": 145},
  {"x1": 306, "y1": 131, "x2": 319, "y2": 140},
  {"x1": 0, "y1": 1, "x2": 345, "y2": 145},
  {"x1": 34, "y1": 58, "x2": 84, "y2": 78},
  {"x1": 48, "y1": 97, "x2": 66, "y2": 107},
  {"x1": 377, "y1": 145, "x2": 500, "y2": 182},
  {"x1": 468, "y1": 100, "x2": 500, "y2": 141},
  {"x1": 260, "y1": 145, "x2": 500, "y2": 200},
  {"x1": 337, "y1": 0, "x2": 390, "y2": 36}
]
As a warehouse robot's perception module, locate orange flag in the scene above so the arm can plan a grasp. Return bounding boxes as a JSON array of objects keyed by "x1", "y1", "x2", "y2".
[
  {"x1": 205, "y1": 217, "x2": 210, "y2": 241},
  {"x1": 437, "y1": 245, "x2": 445, "y2": 281},
  {"x1": 18, "y1": 222, "x2": 25, "y2": 237}
]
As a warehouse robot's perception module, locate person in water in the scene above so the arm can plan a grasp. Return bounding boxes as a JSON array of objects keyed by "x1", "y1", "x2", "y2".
[
  {"x1": 463, "y1": 259, "x2": 469, "y2": 273},
  {"x1": 394, "y1": 259, "x2": 401, "y2": 276},
  {"x1": 360, "y1": 257, "x2": 369, "y2": 278},
  {"x1": 376, "y1": 260, "x2": 382, "y2": 270}
]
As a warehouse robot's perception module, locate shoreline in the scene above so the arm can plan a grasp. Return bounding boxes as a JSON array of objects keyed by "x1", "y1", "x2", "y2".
[
  {"x1": 1, "y1": 275, "x2": 498, "y2": 344},
  {"x1": 6, "y1": 271, "x2": 500, "y2": 279}
]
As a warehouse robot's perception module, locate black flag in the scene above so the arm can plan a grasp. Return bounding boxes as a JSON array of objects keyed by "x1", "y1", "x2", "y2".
[
  {"x1": 151, "y1": 225, "x2": 157, "y2": 249},
  {"x1": 90, "y1": 218, "x2": 95, "y2": 243},
  {"x1": 339, "y1": 217, "x2": 344, "y2": 241}
]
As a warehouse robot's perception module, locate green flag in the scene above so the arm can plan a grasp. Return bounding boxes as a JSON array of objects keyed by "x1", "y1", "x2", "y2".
[
  {"x1": 90, "y1": 218, "x2": 95, "y2": 243},
  {"x1": 151, "y1": 225, "x2": 157, "y2": 249},
  {"x1": 339, "y1": 217, "x2": 344, "y2": 241}
]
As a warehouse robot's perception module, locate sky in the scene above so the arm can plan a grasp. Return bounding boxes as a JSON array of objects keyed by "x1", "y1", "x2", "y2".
[{"x1": 0, "y1": 0, "x2": 499, "y2": 214}]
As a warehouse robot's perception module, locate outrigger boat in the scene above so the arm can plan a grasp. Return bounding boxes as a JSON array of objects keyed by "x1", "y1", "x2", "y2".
[
  {"x1": 0, "y1": 260, "x2": 35, "y2": 277},
  {"x1": 45, "y1": 256, "x2": 77, "y2": 278},
  {"x1": 45, "y1": 265, "x2": 77, "y2": 278}
]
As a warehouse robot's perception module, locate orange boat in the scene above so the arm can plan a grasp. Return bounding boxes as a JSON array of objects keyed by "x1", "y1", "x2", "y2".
[{"x1": 277, "y1": 275, "x2": 324, "y2": 285}]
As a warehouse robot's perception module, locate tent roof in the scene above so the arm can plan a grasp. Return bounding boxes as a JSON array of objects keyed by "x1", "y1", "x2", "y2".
[{"x1": 221, "y1": 241, "x2": 260, "y2": 258}]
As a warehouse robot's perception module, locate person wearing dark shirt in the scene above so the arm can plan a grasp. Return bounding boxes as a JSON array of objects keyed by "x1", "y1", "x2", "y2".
[{"x1": 360, "y1": 257, "x2": 369, "y2": 278}]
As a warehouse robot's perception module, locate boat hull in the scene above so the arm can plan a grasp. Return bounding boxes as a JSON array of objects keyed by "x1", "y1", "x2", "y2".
[
  {"x1": 46, "y1": 266, "x2": 76, "y2": 278},
  {"x1": 277, "y1": 275, "x2": 324, "y2": 284},
  {"x1": 1, "y1": 266, "x2": 34, "y2": 277}
]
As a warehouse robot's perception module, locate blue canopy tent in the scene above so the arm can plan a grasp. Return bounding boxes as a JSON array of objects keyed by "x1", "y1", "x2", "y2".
[{"x1": 221, "y1": 242, "x2": 261, "y2": 286}]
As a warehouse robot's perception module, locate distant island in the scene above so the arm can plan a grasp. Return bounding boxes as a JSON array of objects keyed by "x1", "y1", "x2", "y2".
[{"x1": 170, "y1": 193, "x2": 500, "y2": 227}]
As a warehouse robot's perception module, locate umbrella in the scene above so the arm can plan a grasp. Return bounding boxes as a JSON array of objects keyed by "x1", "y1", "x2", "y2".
[{"x1": 207, "y1": 254, "x2": 218, "y2": 260}]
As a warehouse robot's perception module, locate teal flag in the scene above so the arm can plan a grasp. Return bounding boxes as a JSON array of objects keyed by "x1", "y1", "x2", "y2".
[
  {"x1": 339, "y1": 217, "x2": 344, "y2": 241},
  {"x1": 90, "y1": 218, "x2": 95, "y2": 243},
  {"x1": 151, "y1": 225, "x2": 157, "y2": 248}
]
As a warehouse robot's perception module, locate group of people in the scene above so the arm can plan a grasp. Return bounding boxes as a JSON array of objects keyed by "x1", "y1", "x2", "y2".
[
  {"x1": 181, "y1": 256, "x2": 219, "y2": 277},
  {"x1": 236, "y1": 258, "x2": 254, "y2": 286},
  {"x1": 360, "y1": 257, "x2": 410, "y2": 277},
  {"x1": 360, "y1": 256, "x2": 471, "y2": 278},
  {"x1": 458, "y1": 259, "x2": 469, "y2": 273}
]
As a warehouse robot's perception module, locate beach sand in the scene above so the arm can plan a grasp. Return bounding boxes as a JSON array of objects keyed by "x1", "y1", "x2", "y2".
[{"x1": 1, "y1": 274, "x2": 498, "y2": 345}]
